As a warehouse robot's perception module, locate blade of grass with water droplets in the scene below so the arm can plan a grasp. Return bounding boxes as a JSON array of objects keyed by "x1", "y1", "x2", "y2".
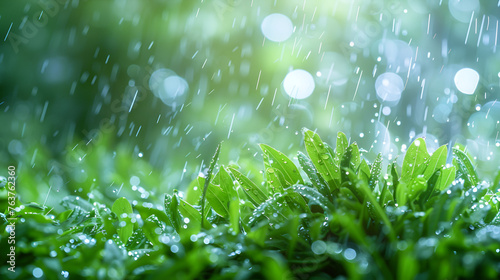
[
  {"x1": 143, "y1": 214, "x2": 164, "y2": 247},
  {"x1": 228, "y1": 167, "x2": 268, "y2": 206},
  {"x1": 452, "y1": 147, "x2": 478, "y2": 188},
  {"x1": 369, "y1": 154, "x2": 383, "y2": 190},
  {"x1": 290, "y1": 184, "x2": 334, "y2": 213},
  {"x1": 435, "y1": 166, "x2": 456, "y2": 191},
  {"x1": 206, "y1": 181, "x2": 230, "y2": 219},
  {"x1": 260, "y1": 144, "x2": 303, "y2": 186},
  {"x1": 343, "y1": 174, "x2": 395, "y2": 242},
  {"x1": 165, "y1": 192, "x2": 181, "y2": 233},
  {"x1": 200, "y1": 142, "x2": 222, "y2": 228},
  {"x1": 358, "y1": 159, "x2": 371, "y2": 182},
  {"x1": 340, "y1": 144, "x2": 361, "y2": 183},
  {"x1": 302, "y1": 128, "x2": 341, "y2": 192},
  {"x1": 401, "y1": 138, "x2": 429, "y2": 183},
  {"x1": 423, "y1": 145, "x2": 448, "y2": 180},
  {"x1": 297, "y1": 151, "x2": 331, "y2": 199},
  {"x1": 336, "y1": 132, "x2": 349, "y2": 162},
  {"x1": 178, "y1": 199, "x2": 210, "y2": 231},
  {"x1": 112, "y1": 197, "x2": 134, "y2": 243}
]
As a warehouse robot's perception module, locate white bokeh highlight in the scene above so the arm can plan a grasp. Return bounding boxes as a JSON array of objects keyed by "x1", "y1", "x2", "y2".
[
  {"x1": 448, "y1": 0, "x2": 480, "y2": 23},
  {"x1": 283, "y1": 69, "x2": 315, "y2": 99},
  {"x1": 261, "y1": 13, "x2": 293, "y2": 42},
  {"x1": 149, "y1": 68, "x2": 188, "y2": 107},
  {"x1": 454, "y1": 68, "x2": 479, "y2": 95},
  {"x1": 375, "y1": 72, "x2": 404, "y2": 105}
]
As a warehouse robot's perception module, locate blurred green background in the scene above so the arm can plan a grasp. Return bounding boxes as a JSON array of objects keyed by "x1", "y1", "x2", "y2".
[{"x1": 1, "y1": 0, "x2": 499, "y2": 209}]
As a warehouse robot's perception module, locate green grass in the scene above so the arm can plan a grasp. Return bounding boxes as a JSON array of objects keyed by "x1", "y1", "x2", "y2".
[{"x1": 2, "y1": 128, "x2": 500, "y2": 279}]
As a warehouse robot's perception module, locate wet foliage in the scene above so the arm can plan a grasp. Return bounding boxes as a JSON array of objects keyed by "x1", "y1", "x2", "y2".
[{"x1": 2, "y1": 129, "x2": 500, "y2": 279}]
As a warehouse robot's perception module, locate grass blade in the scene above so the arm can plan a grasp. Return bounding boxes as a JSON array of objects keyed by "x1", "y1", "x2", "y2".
[
  {"x1": 423, "y1": 145, "x2": 447, "y2": 180},
  {"x1": 302, "y1": 128, "x2": 341, "y2": 192},
  {"x1": 260, "y1": 144, "x2": 303, "y2": 186},
  {"x1": 228, "y1": 167, "x2": 268, "y2": 206},
  {"x1": 452, "y1": 147, "x2": 478, "y2": 188},
  {"x1": 165, "y1": 192, "x2": 181, "y2": 233},
  {"x1": 200, "y1": 142, "x2": 222, "y2": 228},
  {"x1": 112, "y1": 197, "x2": 134, "y2": 244},
  {"x1": 435, "y1": 166, "x2": 456, "y2": 191},
  {"x1": 297, "y1": 151, "x2": 331, "y2": 198},
  {"x1": 336, "y1": 132, "x2": 349, "y2": 162},
  {"x1": 206, "y1": 181, "x2": 230, "y2": 218},
  {"x1": 401, "y1": 138, "x2": 429, "y2": 183},
  {"x1": 369, "y1": 153, "x2": 383, "y2": 190}
]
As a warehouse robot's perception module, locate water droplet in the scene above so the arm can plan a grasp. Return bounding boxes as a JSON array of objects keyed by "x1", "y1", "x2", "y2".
[
  {"x1": 33, "y1": 267, "x2": 43, "y2": 278},
  {"x1": 344, "y1": 248, "x2": 357, "y2": 260},
  {"x1": 311, "y1": 240, "x2": 327, "y2": 255}
]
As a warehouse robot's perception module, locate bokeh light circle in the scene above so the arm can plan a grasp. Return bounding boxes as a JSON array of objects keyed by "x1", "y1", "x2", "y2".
[
  {"x1": 375, "y1": 72, "x2": 404, "y2": 105},
  {"x1": 449, "y1": 0, "x2": 480, "y2": 23},
  {"x1": 261, "y1": 13, "x2": 293, "y2": 42},
  {"x1": 149, "y1": 68, "x2": 188, "y2": 106},
  {"x1": 283, "y1": 69, "x2": 315, "y2": 99},
  {"x1": 454, "y1": 68, "x2": 479, "y2": 95},
  {"x1": 468, "y1": 112, "x2": 495, "y2": 138}
]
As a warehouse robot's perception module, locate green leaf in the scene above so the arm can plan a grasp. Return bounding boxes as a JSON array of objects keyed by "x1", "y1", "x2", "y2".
[
  {"x1": 143, "y1": 214, "x2": 165, "y2": 246},
  {"x1": 229, "y1": 199, "x2": 240, "y2": 234},
  {"x1": 398, "y1": 248, "x2": 419, "y2": 280},
  {"x1": 248, "y1": 193, "x2": 293, "y2": 227},
  {"x1": 260, "y1": 143, "x2": 303, "y2": 186},
  {"x1": 358, "y1": 159, "x2": 371, "y2": 182},
  {"x1": 246, "y1": 225, "x2": 268, "y2": 247},
  {"x1": 200, "y1": 142, "x2": 222, "y2": 228},
  {"x1": 184, "y1": 177, "x2": 204, "y2": 205},
  {"x1": 219, "y1": 166, "x2": 240, "y2": 230},
  {"x1": 349, "y1": 179, "x2": 395, "y2": 241},
  {"x1": 112, "y1": 197, "x2": 134, "y2": 243},
  {"x1": 20, "y1": 212, "x2": 55, "y2": 224},
  {"x1": 165, "y1": 192, "x2": 181, "y2": 233},
  {"x1": 423, "y1": 145, "x2": 448, "y2": 180},
  {"x1": 348, "y1": 143, "x2": 361, "y2": 170},
  {"x1": 493, "y1": 169, "x2": 500, "y2": 188},
  {"x1": 452, "y1": 147, "x2": 478, "y2": 188},
  {"x1": 369, "y1": 154, "x2": 383, "y2": 190},
  {"x1": 56, "y1": 209, "x2": 73, "y2": 223},
  {"x1": 126, "y1": 228, "x2": 149, "y2": 249},
  {"x1": 302, "y1": 128, "x2": 341, "y2": 192},
  {"x1": 297, "y1": 151, "x2": 330, "y2": 198},
  {"x1": 435, "y1": 166, "x2": 456, "y2": 191},
  {"x1": 396, "y1": 176, "x2": 426, "y2": 207},
  {"x1": 401, "y1": 138, "x2": 430, "y2": 183},
  {"x1": 340, "y1": 143, "x2": 361, "y2": 183},
  {"x1": 205, "y1": 182, "x2": 230, "y2": 218},
  {"x1": 265, "y1": 166, "x2": 287, "y2": 193},
  {"x1": 178, "y1": 199, "x2": 211, "y2": 231},
  {"x1": 419, "y1": 170, "x2": 441, "y2": 209},
  {"x1": 380, "y1": 182, "x2": 394, "y2": 206},
  {"x1": 290, "y1": 184, "x2": 334, "y2": 213},
  {"x1": 336, "y1": 131, "x2": 349, "y2": 161},
  {"x1": 228, "y1": 167, "x2": 268, "y2": 206},
  {"x1": 390, "y1": 162, "x2": 400, "y2": 189},
  {"x1": 395, "y1": 182, "x2": 408, "y2": 206},
  {"x1": 219, "y1": 166, "x2": 238, "y2": 200}
]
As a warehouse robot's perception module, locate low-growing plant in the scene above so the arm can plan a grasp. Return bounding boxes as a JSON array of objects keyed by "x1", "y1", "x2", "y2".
[{"x1": 2, "y1": 128, "x2": 500, "y2": 279}]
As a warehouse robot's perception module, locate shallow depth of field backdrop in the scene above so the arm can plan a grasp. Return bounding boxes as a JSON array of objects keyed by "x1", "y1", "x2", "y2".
[{"x1": 0, "y1": 0, "x2": 500, "y2": 276}]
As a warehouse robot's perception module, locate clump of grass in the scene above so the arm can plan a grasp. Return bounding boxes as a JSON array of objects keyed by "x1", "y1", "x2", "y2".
[{"x1": 2, "y1": 128, "x2": 500, "y2": 279}]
